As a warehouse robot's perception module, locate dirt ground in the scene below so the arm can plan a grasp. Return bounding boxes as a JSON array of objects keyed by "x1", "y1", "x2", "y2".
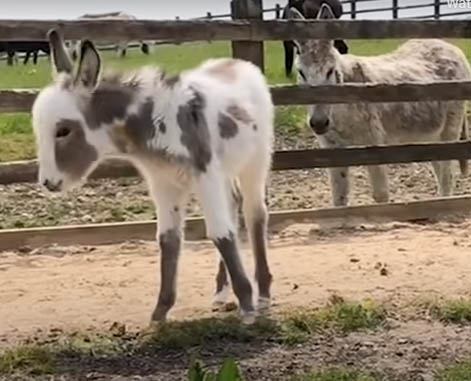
[{"x1": 2, "y1": 220, "x2": 471, "y2": 379}]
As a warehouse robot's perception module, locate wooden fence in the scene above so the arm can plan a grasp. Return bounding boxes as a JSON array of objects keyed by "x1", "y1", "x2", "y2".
[
  {"x1": 1, "y1": 0, "x2": 471, "y2": 249},
  {"x1": 198, "y1": 0, "x2": 471, "y2": 20}
]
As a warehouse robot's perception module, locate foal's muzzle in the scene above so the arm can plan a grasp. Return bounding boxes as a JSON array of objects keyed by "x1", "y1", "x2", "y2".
[
  {"x1": 43, "y1": 179, "x2": 63, "y2": 192},
  {"x1": 309, "y1": 116, "x2": 330, "y2": 135}
]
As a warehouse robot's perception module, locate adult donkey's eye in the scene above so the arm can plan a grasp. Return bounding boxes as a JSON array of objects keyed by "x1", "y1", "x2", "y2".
[{"x1": 56, "y1": 126, "x2": 71, "y2": 139}]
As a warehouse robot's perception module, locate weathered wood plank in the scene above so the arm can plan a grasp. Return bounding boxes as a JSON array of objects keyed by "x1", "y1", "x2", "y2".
[
  {"x1": 3, "y1": 141, "x2": 471, "y2": 185},
  {"x1": 270, "y1": 81, "x2": 471, "y2": 105},
  {"x1": 273, "y1": 141, "x2": 471, "y2": 170},
  {"x1": 0, "y1": 89, "x2": 37, "y2": 113},
  {"x1": 0, "y1": 19, "x2": 469, "y2": 42},
  {"x1": 231, "y1": 0, "x2": 265, "y2": 72},
  {"x1": 1, "y1": 196, "x2": 470, "y2": 252},
  {"x1": 4, "y1": 81, "x2": 471, "y2": 113}
]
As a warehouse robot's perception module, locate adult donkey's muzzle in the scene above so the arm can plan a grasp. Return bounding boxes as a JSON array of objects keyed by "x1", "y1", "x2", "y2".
[{"x1": 309, "y1": 116, "x2": 330, "y2": 135}]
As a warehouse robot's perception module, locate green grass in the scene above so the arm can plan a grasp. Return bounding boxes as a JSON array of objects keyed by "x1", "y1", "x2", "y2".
[
  {"x1": 281, "y1": 299, "x2": 385, "y2": 345},
  {"x1": 140, "y1": 315, "x2": 279, "y2": 351},
  {"x1": 0, "y1": 345, "x2": 55, "y2": 375},
  {"x1": 1, "y1": 39, "x2": 469, "y2": 162},
  {"x1": 438, "y1": 360, "x2": 471, "y2": 381},
  {"x1": 292, "y1": 368, "x2": 378, "y2": 381},
  {"x1": 188, "y1": 358, "x2": 244, "y2": 381},
  {"x1": 431, "y1": 298, "x2": 471, "y2": 324},
  {"x1": 0, "y1": 300, "x2": 384, "y2": 376}
]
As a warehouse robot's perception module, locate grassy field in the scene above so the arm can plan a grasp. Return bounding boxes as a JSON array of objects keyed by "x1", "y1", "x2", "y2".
[{"x1": 1, "y1": 39, "x2": 469, "y2": 162}]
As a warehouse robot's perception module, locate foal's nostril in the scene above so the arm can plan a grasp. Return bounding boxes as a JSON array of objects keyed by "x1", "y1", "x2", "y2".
[{"x1": 43, "y1": 179, "x2": 63, "y2": 192}]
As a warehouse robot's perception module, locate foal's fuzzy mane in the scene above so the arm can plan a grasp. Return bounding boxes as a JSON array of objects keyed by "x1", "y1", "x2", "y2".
[{"x1": 56, "y1": 64, "x2": 172, "y2": 92}]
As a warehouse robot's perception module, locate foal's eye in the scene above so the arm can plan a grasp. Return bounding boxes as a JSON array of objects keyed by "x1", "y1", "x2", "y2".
[{"x1": 56, "y1": 126, "x2": 71, "y2": 139}]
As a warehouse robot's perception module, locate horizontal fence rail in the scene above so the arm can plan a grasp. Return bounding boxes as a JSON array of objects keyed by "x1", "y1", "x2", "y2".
[
  {"x1": 3, "y1": 81, "x2": 471, "y2": 112},
  {"x1": 1, "y1": 196, "x2": 471, "y2": 251},
  {"x1": 0, "y1": 19, "x2": 470, "y2": 41},
  {"x1": 3, "y1": 141, "x2": 471, "y2": 185}
]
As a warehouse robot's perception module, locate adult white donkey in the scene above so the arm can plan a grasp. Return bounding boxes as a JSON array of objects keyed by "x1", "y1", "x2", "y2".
[
  {"x1": 32, "y1": 30, "x2": 274, "y2": 324},
  {"x1": 290, "y1": 5, "x2": 471, "y2": 206}
]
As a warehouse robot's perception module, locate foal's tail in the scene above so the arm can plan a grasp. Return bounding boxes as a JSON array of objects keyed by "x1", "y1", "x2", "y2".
[{"x1": 459, "y1": 116, "x2": 469, "y2": 176}]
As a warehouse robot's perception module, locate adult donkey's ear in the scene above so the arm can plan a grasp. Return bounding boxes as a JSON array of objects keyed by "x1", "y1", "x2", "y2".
[
  {"x1": 75, "y1": 40, "x2": 101, "y2": 89},
  {"x1": 287, "y1": 7, "x2": 307, "y2": 53},
  {"x1": 47, "y1": 29, "x2": 73, "y2": 75},
  {"x1": 317, "y1": 3, "x2": 336, "y2": 20},
  {"x1": 287, "y1": 6, "x2": 305, "y2": 20}
]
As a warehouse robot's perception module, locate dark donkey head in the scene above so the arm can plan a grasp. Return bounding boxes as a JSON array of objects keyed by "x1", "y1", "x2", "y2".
[{"x1": 282, "y1": 0, "x2": 348, "y2": 77}]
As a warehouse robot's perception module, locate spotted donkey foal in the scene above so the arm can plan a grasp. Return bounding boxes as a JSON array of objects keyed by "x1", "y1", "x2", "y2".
[{"x1": 32, "y1": 30, "x2": 274, "y2": 324}]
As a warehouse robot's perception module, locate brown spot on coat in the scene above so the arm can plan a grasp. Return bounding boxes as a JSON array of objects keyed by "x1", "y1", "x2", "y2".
[
  {"x1": 218, "y1": 112, "x2": 238, "y2": 139},
  {"x1": 227, "y1": 104, "x2": 252, "y2": 124},
  {"x1": 159, "y1": 120, "x2": 167, "y2": 133},
  {"x1": 85, "y1": 83, "x2": 134, "y2": 129},
  {"x1": 54, "y1": 119, "x2": 98, "y2": 181},
  {"x1": 176, "y1": 89, "x2": 212, "y2": 172},
  {"x1": 163, "y1": 74, "x2": 180, "y2": 88},
  {"x1": 124, "y1": 98, "x2": 156, "y2": 148}
]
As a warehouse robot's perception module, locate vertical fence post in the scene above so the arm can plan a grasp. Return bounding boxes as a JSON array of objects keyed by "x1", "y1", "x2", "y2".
[
  {"x1": 175, "y1": 16, "x2": 181, "y2": 45},
  {"x1": 392, "y1": 0, "x2": 398, "y2": 19},
  {"x1": 275, "y1": 3, "x2": 282, "y2": 19},
  {"x1": 231, "y1": 0, "x2": 265, "y2": 72},
  {"x1": 351, "y1": 0, "x2": 357, "y2": 19},
  {"x1": 434, "y1": 0, "x2": 441, "y2": 19}
]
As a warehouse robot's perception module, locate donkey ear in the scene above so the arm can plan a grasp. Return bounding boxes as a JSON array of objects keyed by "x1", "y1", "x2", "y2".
[
  {"x1": 287, "y1": 7, "x2": 305, "y2": 20},
  {"x1": 75, "y1": 40, "x2": 101, "y2": 88},
  {"x1": 47, "y1": 29, "x2": 73, "y2": 75},
  {"x1": 317, "y1": 4, "x2": 336, "y2": 20}
]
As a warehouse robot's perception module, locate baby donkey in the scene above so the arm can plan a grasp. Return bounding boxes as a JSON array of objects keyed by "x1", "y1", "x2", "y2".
[{"x1": 32, "y1": 30, "x2": 275, "y2": 324}]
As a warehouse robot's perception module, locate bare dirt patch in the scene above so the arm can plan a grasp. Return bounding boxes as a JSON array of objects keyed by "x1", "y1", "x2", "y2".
[
  {"x1": 2, "y1": 221, "x2": 471, "y2": 379},
  {"x1": 1, "y1": 220, "x2": 471, "y2": 334}
]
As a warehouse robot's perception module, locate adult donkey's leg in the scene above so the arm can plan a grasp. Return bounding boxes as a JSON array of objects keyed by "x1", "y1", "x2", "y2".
[
  {"x1": 196, "y1": 171, "x2": 255, "y2": 323},
  {"x1": 367, "y1": 165, "x2": 389, "y2": 203},
  {"x1": 318, "y1": 134, "x2": 350, "y2": 206},
  {"x1": 150, "y1": 183, "x2": 187, "y2": 322}
]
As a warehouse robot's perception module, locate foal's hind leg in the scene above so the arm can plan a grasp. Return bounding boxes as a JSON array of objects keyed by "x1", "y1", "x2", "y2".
[
  {"x1": 240, "y1": 165, "x2": 272, "y2": 310},
  {"x1": 213, "y1": 180, "x2": 241, "y2": 309},
  {"x1": 196, "y1": 171, "x2": 255, "y2": 323},
  {"x1": 367, "y1": 165, "x2": 389, "y2": 203}
]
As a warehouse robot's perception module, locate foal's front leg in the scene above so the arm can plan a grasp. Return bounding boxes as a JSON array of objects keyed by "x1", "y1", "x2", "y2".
[
  {"x1": 150, "y1": 184, "x2": 187, "y2": 322},
  {"x1": 195, "y1": 172, "x2": 255, "y2": 323}
]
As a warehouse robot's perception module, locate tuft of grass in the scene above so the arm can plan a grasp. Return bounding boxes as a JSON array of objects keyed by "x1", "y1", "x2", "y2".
[
  {"x1": 437, "y1": 360, "x2": 471, "y2": 381},
  {"x1": 0, "y1": 345, "x2": 55, "y2": 375},
  {"x1": 292, "y1": 368, "x2": 377, "y2": 381},
  {"x1": 282, "y1": 300, "x2": 385, "y2": 345},
  {"x1": 188, "y1": 358, "x2": 244, "y2": 381},
  {"x1": 140, "y1": 316, "x2": 279, "y2": 351},
  {"x1": 56, "y1": 331, "x2": 130, "y2": 357},
  {"x1": 431, "y1": 299, "x2": 471, "y2": 324}
]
